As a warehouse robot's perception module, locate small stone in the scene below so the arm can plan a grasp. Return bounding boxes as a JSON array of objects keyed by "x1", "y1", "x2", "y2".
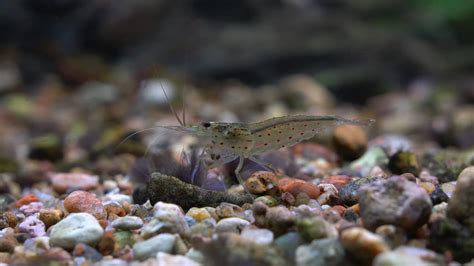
[
  {"x1": 114, "y1": 231, "x2": 135, "y2": 249},
  {"x1": 73, "y1": 243, "x2": 103, "y2": 262},
  {"x1": 15, "y1": 194, "x2": 39, "y2": 208},
  {"x1": 190, "y1": 219, "x2": 216, "y2": 238},
  {"x1": 97, "y1": 231, "x2": 115, "y2": 256},
  {"x1": 265, "y1": 206, "x2": 295, "y2": 236},
  {"x1": 278, "y1": 178, "x2": 321, "y2": 199},
  {"x1": 19, "y1": 202, "x2": 44, "y2": 216},
  {"x1": 50, "y1": 213, "x2": 104, "y2": 250},
  {"x1": 350, "y1": 147, "x2": 389, "y2": 177},
  {"x1": 320, "y1": 175, "x2": 353, "y2": 190},
  {"x1": 132, "y1": 233, "x2": 176, "y2": 261},
  {"x1": 216, "y1": 202, "x2": 245, "y2": 219},
  {"x1": 0, "y1": 231, "x2": 17, "y2": 253},
  {"x1": 156, "y1": 252, "x2": 201, "y2": 266},
  {"x1": 418, "y1": 181, "x2": 435, "y2": 194},
  {"x1": 281, "y1": 192, "x2": 296, "y2": 206},
  {"x1": 215, "y1": 217, "x2": 250, "y2": 234},
  {"x1": 428, "y1": 218, "x2": 474, "y2": 263},
  {"x1": 358, "y1": 176, "x2": 432, "y2": 231},
  {"x1": 254, "y1": 195, "x2": 278, "y2": 207},
  {"x1": 441, "y1": 181, "x2": 456, "y2": 198},
  {"x1": 186, "y1": 208, "x2": 212, "y2": 222},
  {"x1": 111, "y1": 216, "x2": 143, "y2": 230},
  {"x1": 296, "y1": 217, "x2": 338, "y2": 242},
  {"x1": 375, "y1": 225, "x2": 407, "y2": 249},
  {"x1": 388, "y1": 151, "x2": 420, "y2": 175},
  {"x1": 340, "y1": 227, "x2": 390, "y2": 263},
  {"x1": 104, "y1": 201, "x2": 126, "y2": 217},
  {"x1": 240, "y1": 227, "x2": 274, "y2": 245},
  {"x1": 332, "y1": 124, "x2": 368, "y2": 161},
  {"x1": 50, "y1": 173, "x2": 99, "y2": 194},
  {"x1": 339, "y1": 176, "x2": 380, "y2": 206},
  {"x1": 18, "y1": 216, "x2": 46, "y2": 237},
  {"x1": 317, "y1": 183, "x2": 338, "y2": 205},
  {"x1": 245, "y1": 171, "x2": 279, "y2": 195},
  {"x1": 39, "y1": 209, "x2": 63, "y2": 228},
  {"x1": 63, "y1": 191, "x2": 107, "y2": 222},
  {"x1": 296, "y1": 238, "x2": 347, "y2": 266},
  {"x1": 429, "y1": 185, "x2": 449, "y2": 205},
  {"x1": 447, "y1": 166, "x2": 474, "y2": 230}
]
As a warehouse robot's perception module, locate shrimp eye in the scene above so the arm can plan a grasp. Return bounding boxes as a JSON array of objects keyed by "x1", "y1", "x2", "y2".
[{"x1": 202, "y1": 122, "x2": 211, "y2": 128}]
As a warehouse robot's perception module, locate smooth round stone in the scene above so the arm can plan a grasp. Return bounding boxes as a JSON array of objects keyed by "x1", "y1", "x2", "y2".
[
  {"x1": 340, "y1": 227, "x2": 389, "y2": 263},
  {"x1": 241, "y1": 227, "x2": 274, "y2": 245},
  {"x1": 215, "y1": 217, "x2": 250, "y2": 234},
  {"x1": 132, "y1": 233, "x2": 176, "y2": 261},
  {"x1": 111, "y1": 216, "x2": 143, "y2": 230},
  {"x1": 63, "y1": 191, "x2": 106, "y2": 221},
  {"x1": 18, "y1": 216, "x2": 46, "y2": 237},
  {"x1": 50, "y1": 213, "x2": 104, "y2": 250},
  {"x1": 50, "y1": 173, "x2": 99, "y2": 194},
  {"x1": 374, "y1": 246, "x2": 445, "y2": 266},
  {"x1": 186, "y1": 207, "x2": 211, "y2": 222}
]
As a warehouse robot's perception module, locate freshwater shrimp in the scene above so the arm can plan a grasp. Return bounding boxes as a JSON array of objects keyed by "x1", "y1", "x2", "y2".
[{"x1": 123, "y1": 82, "x2": 374, "y2": 191}]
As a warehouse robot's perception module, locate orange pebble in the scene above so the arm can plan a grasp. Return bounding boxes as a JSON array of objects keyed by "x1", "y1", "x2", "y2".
[
  {"x1": 278, "y1": 177, "x2": 321, "y2": 199},
  {"x1": 15, "y1": 194, "x2": 39, "y2": 208}
]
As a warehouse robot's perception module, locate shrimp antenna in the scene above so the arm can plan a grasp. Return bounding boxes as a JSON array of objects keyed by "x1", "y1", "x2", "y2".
[
  {"x1": 160, "y1": 81, "x2": 184, "y2": 126},
  {"x1": 182, "y1": 82, "x2": 186, "y2": 127}
]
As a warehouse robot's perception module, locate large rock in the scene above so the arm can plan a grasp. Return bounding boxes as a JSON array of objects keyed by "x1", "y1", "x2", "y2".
[
  {"x1": 50, "y1": 213, "x2": 104, "y2": 250},
  {"x1": 447, "y1": 166, "x2": 474, "y2": 230},
  {"x1": 358, "y1": 176, "x2": 432, "y2": 231}
]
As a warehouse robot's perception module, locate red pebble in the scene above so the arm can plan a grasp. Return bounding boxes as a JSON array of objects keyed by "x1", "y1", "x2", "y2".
[
  {"x1": 278, "y1": 178, "x2": 321, "y2": 199},
  {"x1": 15, "y1": 194, "x2": 39, "y2": 208},
  {"x1": 63, "y1": 191, "x2": 106, "y2": 221}
]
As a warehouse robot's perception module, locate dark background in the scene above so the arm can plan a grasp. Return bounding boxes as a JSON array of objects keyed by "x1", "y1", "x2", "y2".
[{"x1": 1, "y1": 0, "x2": 474, "y2": 104}]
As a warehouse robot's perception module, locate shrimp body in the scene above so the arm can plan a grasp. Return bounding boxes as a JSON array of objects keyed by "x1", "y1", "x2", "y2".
[{"x1": 175, "y1": 115, "x2": 373, "y2": 190}]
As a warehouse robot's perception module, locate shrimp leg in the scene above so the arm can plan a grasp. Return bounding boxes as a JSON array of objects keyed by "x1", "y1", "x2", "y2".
[
  {"x1": 249, "y1": 156, "x2": 278, "y2": 174},
  {"x1": 234, "y1": 156, "x2": 248, "y2": 192}
]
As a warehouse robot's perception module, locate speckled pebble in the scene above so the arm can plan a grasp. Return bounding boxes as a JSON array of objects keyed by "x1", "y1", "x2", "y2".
[
  {"x1": 245, "y1": 171, "x2": 278, "y2": 195},
  {"x1": 19, "y1": 202, "x2": 44, "y2": 216},
  {"x1": 63, "y1": 191, "x2": 106, "y2": 222},
  {"x1": 111, "y1": 216, "x2": 143, "y2": 230},
  {"x1": 279, "y1": 178, "x2": 321, "y2": 199},
  {"x1": 241, "y1": 227, "x2": 274, "y2": 245},
  {"x1": 18, "y1": 216, "x2": 46, "y2": 237},
  {"x1": 50, "y1": 173, "x2": 99, "y2": 194},
  {"x1": 39, "y1": 209, "x2": 63, "y2": 228}
]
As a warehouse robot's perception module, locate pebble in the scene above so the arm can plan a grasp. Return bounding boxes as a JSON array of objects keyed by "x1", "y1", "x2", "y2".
[
  {"x1": 97, "y1": 231, "x2": 115, "y2": 255},
  {"x1": 316, "y1": 183, "x2": 338, "y2": 205},
  {"x1": 111, "y1": 216, "x2": 143, "y2": 230},
  {"x1": 157, "y1": 252, "x2": 201, "y2": 266},
  {"x1": 50, "y1": 213, "x2": 104, "y2": 250},
  {"x1": 63, "y1": 191, "x2": 107, "y2": 222},
  {"x1": 332, "y1": 124, "x2": 368, "y2": 161},
  {"x1": 340, "y1": 227, "x2": 390, "y2": 263},
  {"x1": 373, "y1": 246, "x2": 445, "y2": 266},
  {"x1": 278, "y1": 178, "x2": 321, "y2": 199},
  {"x1": 0, "y1": 230, "x2": 17, "y2": 253},
  {"x1": 186, "y1": 207, "x2": 212, "y2": 222},
  {"x1": 215, "y1": 217, "x2": 250, "y2": 234},
  {"x1": 244, "y1": 171, "x2": 279, "y2": 195},
  {"x1": 132, "y1": 233, "x2": 176, "y2": 261},
  {"x1": 296, "y1": 217, "x2": 337, "y2": 241},
  {"x1": 447, "y1": 166, "x2": 474, "y2": 229},
  {"x1": 339, "y1": 176, "x2": 380, "y2": 206},
  {"x1": 273, "y1": 232, "x2": 305, "y2": 262},
  {"x1": 18, "y1": 216, "x2": 46, "y2": 237},
  {"x1": 388, "y1": 151, "x2": 420, "y2": 175},
  {"x1": 375, "y1": 225, "x2": 407, "y2": 248},
  {"x1": 104, "y1": 201, "x2": 126, "y2": 217},
  {"x1": 73, "y1": 243, "x2": 103, "y2": 261},
  {"x1": 216, "y1": 202, "x2": 245, "y2": 219},
  {"x1": 296, "y1": 238, "x2": 347, "y2": 266},
  {"x1": 349, "y1": 147, "x2": 389, "y2": 176},
  {"x1": 441, "y1": 181, "x2": 456, "y2": 198},
  {"x1": 265, "y1": 206, "x2": 295, "y2": 236},
  {"x1": 320, "y1": 175, "x2": 353, "y2": 190},
  {"x1": 358, "y1": 176, "x2": 432, "y2": 231},
  {"x1": 19, "y1": 202, "x2": 44, "y2": 216},
  {"x1": 240, "y1": 227, "x2": 274, "y2": 245},
  {"x1": 254, "y1": 195, "x2": 278, "y2": 207},
  {"x1": 39, "y1": 209, "x2": 63, "y2": 228},
  {"x1": 15, "y1": 194, "x2": 39, "y2": 208},
  {"x1": 50, "y1": 173, "x2": 99, "y2": 194}
]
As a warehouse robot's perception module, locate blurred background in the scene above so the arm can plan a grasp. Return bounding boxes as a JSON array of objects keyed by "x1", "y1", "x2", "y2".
[{"x1": 0, "y1": 0, "x2": 473, "y2": 184}]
